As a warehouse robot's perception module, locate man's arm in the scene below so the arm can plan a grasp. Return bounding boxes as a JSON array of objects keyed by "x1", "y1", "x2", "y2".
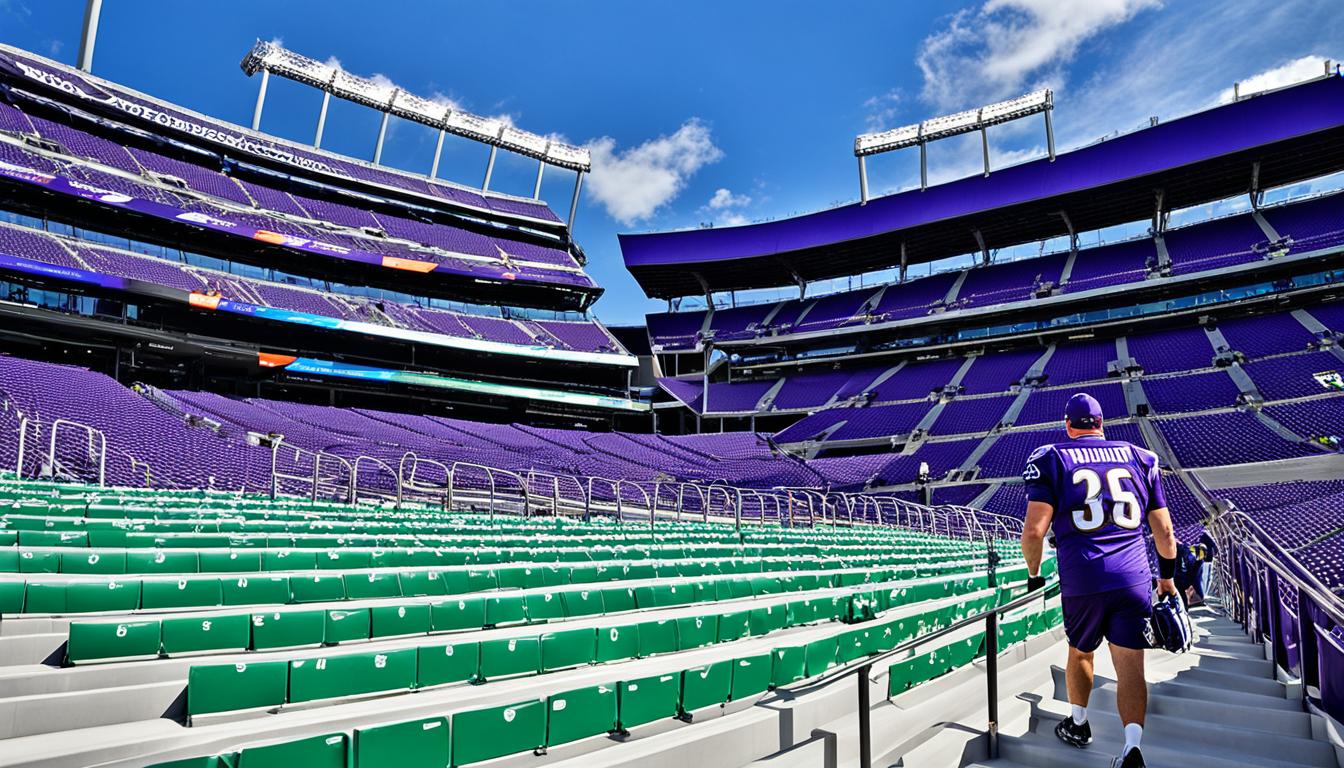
[
  {"x1": 1022, "y1": 500, "x2": 1054, "y2": 587},
  {"x1": 1149, "y1": 506, "x2": 1179, "y2": 597}
]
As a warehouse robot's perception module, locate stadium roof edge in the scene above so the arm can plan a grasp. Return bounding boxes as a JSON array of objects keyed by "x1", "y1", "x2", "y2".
[{"x1": 621, "y1": 75, "x2": 1344, "y2": 299}]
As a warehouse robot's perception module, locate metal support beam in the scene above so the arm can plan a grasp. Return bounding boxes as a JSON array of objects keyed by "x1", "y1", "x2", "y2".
[
  {"x1": 1044, "y1": 105, "x2": 1056, "y2": 161},
  {"x1": 313, "y1": 91, "x2": 331, "y2": 148},
  {"x1": 981, "y1": 127, "x2": 991, "y2": 176},
  {"x1": 373, "y1": 111, "x2": 390, "y2": 165},
  {"x1": 919, "y1": 141, "x2": 928, "y2": 190},
  {"x1": 566, "y1": 171, "x2": 584, "y2": 230},
  {"x1": 1249, "y1": 160, "x2": 1263, "y2": 209},
  {"x1": 858, "y1": 155, "x2": 870, "y2": 205},
  {"x1": 899, "y1": 242, "x2": 908, "y2": 282},
  {"x1": 973, "y1": 228, "x2": 989, "y2": 265},
  {"x1": 77, "y1": 0, "x2": 103, "y2": 73},
  {"x1": 533, "y1": 159, "x2": 545, "y2": 199},
  {"x1": 1153, "y1": 189, "x2": 1167, "y2": 234},
  {"x1": 482, "y1": 145, "x2": 497, "y2": 191},
  {"x1": 429, "y1": 129, "x2": 445, "y2": 179},
  {"x1": 1056, "y1": 210, "x2": 1078, "y2": 253},
  {"x1": 251, "y1": 69, "x2": 270, "y2": 131}
]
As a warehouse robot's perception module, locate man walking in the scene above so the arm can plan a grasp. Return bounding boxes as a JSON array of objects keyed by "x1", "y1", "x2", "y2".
[{"x1": 1019, "y1": 393, "x2": 1179, "y2": 768}]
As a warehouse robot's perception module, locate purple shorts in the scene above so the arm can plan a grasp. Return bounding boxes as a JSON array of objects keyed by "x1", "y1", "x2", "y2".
[{"x1": 1061, "y1": 581, "x2": 1152, "y2": 652}]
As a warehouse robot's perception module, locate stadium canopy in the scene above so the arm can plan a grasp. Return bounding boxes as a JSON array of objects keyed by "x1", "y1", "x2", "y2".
[{"x1": 621, "y1": 76, "x2": 1344, "y2": 299}]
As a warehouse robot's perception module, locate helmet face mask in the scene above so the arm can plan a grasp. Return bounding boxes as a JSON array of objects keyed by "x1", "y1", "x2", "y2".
[{"x1": 1146, "y1": 593, "x2": 1193, "y2": 653}]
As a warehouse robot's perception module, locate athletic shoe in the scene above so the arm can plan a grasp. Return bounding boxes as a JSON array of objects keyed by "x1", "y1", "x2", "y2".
[
  {"x1": 1054, "y1": 716, "x2": 1092, "y2": 747},
  {"x1": 1112, "y1": 747, "x2": 1146, "y2": 767}
]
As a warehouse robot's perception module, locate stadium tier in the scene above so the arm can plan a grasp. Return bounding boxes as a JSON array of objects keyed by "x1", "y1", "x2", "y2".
[{"x1": 645, "y1": 190, "x2": 1344, "y2": 353}]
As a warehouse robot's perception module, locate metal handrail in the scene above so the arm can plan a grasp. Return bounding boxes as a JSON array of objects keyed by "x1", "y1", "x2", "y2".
[
  {"x1": 1210, "y1": 508, "x2": 1344, "y2": 632},
  {"x1": 798, "y1": 565, "x2": 1055, "y2": 768}
]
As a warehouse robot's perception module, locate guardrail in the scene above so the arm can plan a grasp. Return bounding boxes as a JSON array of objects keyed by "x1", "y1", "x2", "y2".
[
  {"x1": 787, "y1": 538, "x2": 1050, "y2": 766},
  {"x1": 1208, "y1": 507, "x2": 1344, "y2": 725}
]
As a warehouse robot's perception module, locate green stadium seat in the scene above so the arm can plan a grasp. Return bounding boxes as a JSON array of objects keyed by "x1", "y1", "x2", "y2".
[
  {"x1": 478, "y1": 636, "x2": 540, "y2": 680},
  {"x1": 680, "y1": 661, "x2": 731, "y2": 714},
  {"x1": 676, "y1": 615, "x2": 718, "y2": 650},
  {"x1": 730, "y1": 654, "x2": 771, "y2": 700},
  {"x1": 21, "y1": 581, "x2": 67, "y2": 613},
  {"x1": 198, "y1": 551, "x2": 262, "y2": 574},
  {"x1": 430, "y1": 596, "x2": 485, "y2": 631},
  {"x1": 771, "y1": 646, "x2": 806, "y2": 686},
  {"x1": 188, "y1": 660, "x2": 287, "y2": 716},
  {"x1": 65, "y1": 579, "x2": 141, "y2": 613},
  {"x1": 451, "y1": 699, "x2": 545, "y2": 765},
  {"x1": 600, "y1": 586, "x2": 636, "y2": 613},
  {"x1": 236, "y1": 733, "x2": 347, "y2": 768},
  {"x1": 317, "y1": 550, "x2": 370, "y2": 571},
  {"x1": 250, "y1": 609, "x2": 324, "y2": 650},
  {"x1": 397, "y1": 570, "x2": 446, "y2": 597},
  {"x1": 546, "y1": 684, "x2": 618, "y2": 747},
  {"x1": 485, "y1": 594, "x2": 527, "y2": 626},
  {"x1": 353, "y1": 717, "x2": 448, "y2": 768},
  {"x1": 289, "y1": 574, "x2": 346, "y2": 603},
  {"x1": 162, "y1": 614, "x2": 250, "y2": 655},
  {"x1": 717, "y1": 610, "x2": 750, "y2": 643},
  {"x1": 637, "y1": 619, "x2": 678, "y2": 656},
  {"x1": 370, "y1": 603, "x2": 431, "y2": 638},
  {"x1": 617, "y1": 672, "x2": 680, "y2": 730},
  {"x1": 442, "y1": 568, "x2": 495, "y2": 595},
  {"x1": 263, "y1": 550, "x2": 316, "y2": 571},
  {"x1": 67, "y1": 619, "x2": 160, "y2": 663},
  {"x1": 323, "y1": 608, "x2": 370, "y2": 644},
  {"x1": 888, "y1": 651, "x2": 940, "y2": 695},
  {"x1": 560, "y1": 588, "x2": 603, "y2": 618},
  {"x1": 786, "y1": 599, "x2": 820, "y2": 626},
  {"x1": 221, "y1": 576, "x2": 290, "y2": 606},
  {"x1": 524, "y1": 591, "x2": 564, "y2": 622},
  {"x1": 540, "y1": 628, "x2": 595, "y2": 671},
  {"x1": 61, "y1": 550, "x2": 126, "y2": 575},
  {"x1": 595, "y1": 623, "x2": 639, "y2": 663},
  {"x1": 0, "y1": 581, "x2": 24, "y2": 613},
  {"x1": 749, "y1": 605, "x2": 788, "y2": 636},
  {"x1": 416, "y1": 641, "x2": 478, "y2": 687},
  {"x1": 343, "y1": 572, "x2": 402, "y2": 600},
  {"x1": 287, "y1": 647, "x2": 416, "y2": 703},
  {"x1": 142, "y1": 578, "x2": 220, "y2": 610},
  {"x1": 125, "y1": 550, "x2": 198, "y2": 575}
]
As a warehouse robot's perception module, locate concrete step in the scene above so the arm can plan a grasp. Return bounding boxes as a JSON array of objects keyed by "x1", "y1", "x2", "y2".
[
  {"x1": 998, "y1": 733, "x2": 1317, "y2": 768},
  {"x1": 1030, "y1": 703, "x2": 1335, "y2": 765}
]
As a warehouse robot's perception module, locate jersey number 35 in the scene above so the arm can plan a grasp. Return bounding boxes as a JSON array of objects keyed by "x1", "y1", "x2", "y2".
[{"x1": 1070, "y1": 467, "x2": 1142, "y2": 531}]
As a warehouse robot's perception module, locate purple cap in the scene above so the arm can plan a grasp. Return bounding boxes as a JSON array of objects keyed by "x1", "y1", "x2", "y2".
[{"x1": 1065, "y1": 392, "x2": 1104, "y2": 429}]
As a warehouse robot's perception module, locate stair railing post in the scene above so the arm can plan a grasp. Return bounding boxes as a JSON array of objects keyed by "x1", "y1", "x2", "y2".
[
  {"x1": 857, "y1": 662, "x2": 873, "y2": 768},
  {"x1": 985, "y1": 532, "x2": 1001, "y2": 760}
]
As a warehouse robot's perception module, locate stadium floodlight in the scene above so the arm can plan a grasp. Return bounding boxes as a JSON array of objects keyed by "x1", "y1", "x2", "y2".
[
  {"x1": 853, "y1": 88, "x2": 1054, "y2": 203},
  {"x1": 240, "y1": 39, "x2": 591, "y2": 225}
]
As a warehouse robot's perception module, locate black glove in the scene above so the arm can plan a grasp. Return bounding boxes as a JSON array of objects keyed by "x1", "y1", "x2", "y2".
[{"x1": 1026, "y1": 575, "x2": 1047, "y2": 593}]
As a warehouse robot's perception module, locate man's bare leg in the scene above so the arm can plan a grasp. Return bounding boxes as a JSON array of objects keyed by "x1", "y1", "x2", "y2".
[
  {"x1": 1111, "y1": 644, "x2": 1147, "y2": 758},
  {"x1": 1067, "y1": 645, "x2": 1094, "y2": 711}
]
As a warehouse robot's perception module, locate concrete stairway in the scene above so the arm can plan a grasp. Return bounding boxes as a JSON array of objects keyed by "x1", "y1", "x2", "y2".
[{"x1": 966, "y1": 608, "x2": 1335, "y2": 768}]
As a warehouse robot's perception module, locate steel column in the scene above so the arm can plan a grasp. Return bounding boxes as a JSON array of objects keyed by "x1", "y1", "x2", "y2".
[
  {"x1": 373, "y1": 111, "x2": 390, "y2": 165},
  {"x1": 314, "y1": 91, "x2": 331, "y2": 147},
  {"x1": 77, "y1": 0, "x2": 103, "y2": 73},
  {"x1": 858, "y1": 155, "x2": 870, "y2": 204},
  {"x1": 858, "y1": 664, "x2": 873, "y2": 768},
  {"x1": 919, "y1": 141, "x2": 928, "y2": 190},
  {"x1": 251, "y1": 70, "x2": 270, "y2": 131},
  {"x1": 1045, "y1": 106, "x2": 1056, "y2": 161},
  {"x1": 567, "y1": 171, "x2": 584, "y2": 229},
  {"x1": 981, "y1": 126, "x2": 991, "y2": 176},
  {"x1": 429, "y1": 129, "x2": 446, "y2": 179},
  {"x1": 533, "y1": 160, "x2": 545, "y2": 199},
  {"x1": 482, "y1": 145, "x2": 498, "y2": 191}
]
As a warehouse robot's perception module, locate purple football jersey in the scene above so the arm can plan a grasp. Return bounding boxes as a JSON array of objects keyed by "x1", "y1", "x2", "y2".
[{"x1": 1023, "y1": 434, "x2": 1167, "y2": 597}]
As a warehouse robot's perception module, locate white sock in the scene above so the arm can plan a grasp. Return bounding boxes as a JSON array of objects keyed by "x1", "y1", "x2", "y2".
[
  {"x1": 1123, "y1": 723, "x2": 1143, "y2": 755},
  {"x1": 1071, "y1": 705, "x2": 1087, "y2": 725}
]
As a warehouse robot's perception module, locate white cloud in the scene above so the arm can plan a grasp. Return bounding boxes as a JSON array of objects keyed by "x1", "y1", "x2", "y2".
[
  {"x1": 917, "y1": 0, "x2": 1161, "y2": 111},
  {"x1": 585, "y1": 119, "x2": 723, "y2": 226},
  {"x1": 863, "y1": 89, "x2": 903, "y2": 132},
  {"x1": 708, "y1": 187, "x2": 750, "y2": 210},
  {"x1": 1218, "y1": 54, "x2": 1336, "y2": 103}
]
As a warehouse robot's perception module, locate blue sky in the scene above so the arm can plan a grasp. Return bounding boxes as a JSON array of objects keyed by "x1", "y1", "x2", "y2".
[{"x1": 1, "y1": 0, "x2": 1340, "y2": 324}]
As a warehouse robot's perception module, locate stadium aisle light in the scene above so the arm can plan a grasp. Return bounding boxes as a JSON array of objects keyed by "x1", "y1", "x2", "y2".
[
  {"x1": 240, "y1": 40, "x2": 591, "y2": 173},
  {"x1": 853, "y1": 88, "x2": 1054, "y2": 203}
]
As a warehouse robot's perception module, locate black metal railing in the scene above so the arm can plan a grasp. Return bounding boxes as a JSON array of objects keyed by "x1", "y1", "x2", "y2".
[{"x1": 780, "y1": 541, "x2": 1057, "y2": 767}]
